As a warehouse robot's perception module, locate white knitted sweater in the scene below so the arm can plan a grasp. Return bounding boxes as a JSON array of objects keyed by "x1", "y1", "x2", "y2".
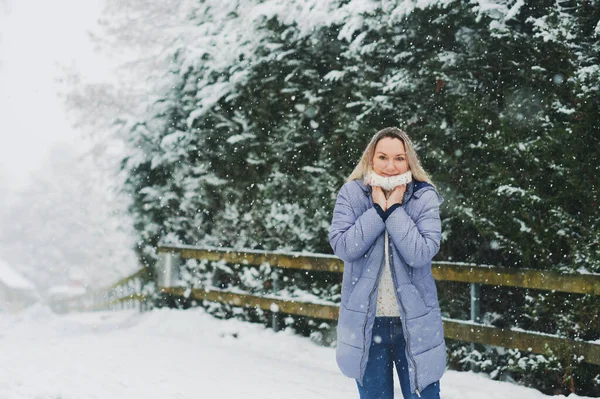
[{"x1": 376, "y1": 231, "x2": 401, "y2": 317}]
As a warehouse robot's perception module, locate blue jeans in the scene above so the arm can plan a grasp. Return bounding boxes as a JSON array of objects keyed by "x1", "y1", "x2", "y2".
[{"x1": 356, "y1": 316, "x2": 441, "y2": 399}]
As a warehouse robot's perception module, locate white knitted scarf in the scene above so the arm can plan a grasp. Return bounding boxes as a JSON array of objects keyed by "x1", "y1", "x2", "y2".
[{"x1": 364, "y1": 170, "x2": 412, "y2": 191}]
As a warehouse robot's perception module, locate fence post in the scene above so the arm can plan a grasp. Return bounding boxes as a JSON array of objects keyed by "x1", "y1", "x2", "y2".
[
  {"x1": 271, "y1": 270, "x2": 280, "y2": 332},
  {"x1": 470, "y1": 283, "x2": 481, "y2": 323},
  {"x1": 156, "y1": 251, "x2": 182, "y2": 288}
]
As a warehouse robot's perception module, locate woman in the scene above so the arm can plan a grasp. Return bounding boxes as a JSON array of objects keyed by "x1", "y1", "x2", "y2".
[{"x1": 329, "y1": 127, "x2": 445, "y2": 399}]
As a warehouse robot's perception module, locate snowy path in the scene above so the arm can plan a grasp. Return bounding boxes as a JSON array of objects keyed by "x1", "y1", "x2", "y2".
[{"x1": 0, "y1": 306, "x2": 590, "y2": 399}]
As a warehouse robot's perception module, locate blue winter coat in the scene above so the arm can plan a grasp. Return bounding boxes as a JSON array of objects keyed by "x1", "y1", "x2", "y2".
[{"x1": 329, "y1": 179, "x2": 446, "y2": 394}]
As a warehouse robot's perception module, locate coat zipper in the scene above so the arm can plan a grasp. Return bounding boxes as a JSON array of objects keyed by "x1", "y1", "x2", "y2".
[
  {"x1": 358, "y1": 235, "x2": 386, "y2": 385},
  {"x1": 387, "y1": 230, "x2": 421, "y2": 397}
]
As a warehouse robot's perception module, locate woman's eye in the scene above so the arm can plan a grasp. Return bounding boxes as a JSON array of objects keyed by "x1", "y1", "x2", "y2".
[
  {"x1": 379, "y1": 156, "x2": 386, "y2": 160},
  {"x1": 396, "y1": 157, "x2": 405, "y2": 161}
]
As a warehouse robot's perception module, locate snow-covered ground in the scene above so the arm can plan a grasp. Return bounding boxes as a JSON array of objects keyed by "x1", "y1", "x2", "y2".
[{"x1": 0, "y1": 306, "x2": 591, "y2": 399}]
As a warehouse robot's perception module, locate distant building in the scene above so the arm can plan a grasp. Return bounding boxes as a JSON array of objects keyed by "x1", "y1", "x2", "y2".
[{"x1": 0, "y1": 259, "x2": 39, "y2": 312}]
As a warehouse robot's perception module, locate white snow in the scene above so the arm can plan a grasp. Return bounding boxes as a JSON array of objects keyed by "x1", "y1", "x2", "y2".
[
  {"x1": 226, "y1": 133, "x2": 257, "y2": 145},
  {"x1": 323, "y1": 70, "x2": 346, "y2": 81},
  {"x1": 0, "y1": 259, "x2": 35, "y2": 290},
  {"x1": 496, "y1": 185, "x2": 542, "y2": 203},
  {"x1": 0, "y1": 305, "x2": 593, "y2": 399},
  {"x1": 504, "y1": 0, "x2": 524, "y2": 21},
  {"x1": 47, "y1": 285, "x2": 87, "y2": 298}
]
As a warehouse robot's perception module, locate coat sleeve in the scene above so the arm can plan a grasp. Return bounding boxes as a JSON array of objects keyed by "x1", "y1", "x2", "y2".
[
  {"x1": 385, "y1": 189, "x2": 443, "y2": 268},
  {"x1": 329, "y1": 184, "x2": 385, "y2": 262}
]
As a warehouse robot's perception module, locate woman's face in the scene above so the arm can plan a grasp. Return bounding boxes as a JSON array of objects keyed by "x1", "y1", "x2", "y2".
[{"x1": 372, "y1": 137, "x2": 409, "y2": 176}]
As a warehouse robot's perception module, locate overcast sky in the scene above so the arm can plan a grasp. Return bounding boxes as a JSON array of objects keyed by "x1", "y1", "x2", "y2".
[{"x1": 0, "y1": 0, "x2": 109, "y2": 192}]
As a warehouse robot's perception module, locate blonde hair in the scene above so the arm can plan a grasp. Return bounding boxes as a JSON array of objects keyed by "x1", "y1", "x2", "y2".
[{"x1": 347, "y1": 127, "x2": 434, "y2": 186}]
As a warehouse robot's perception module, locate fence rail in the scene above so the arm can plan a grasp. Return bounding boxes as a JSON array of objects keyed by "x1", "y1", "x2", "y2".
[
  {"x1": 157, "y1": 244, "x2": 600, "y2": 365},
  {"x1": 157, "y1": 244, "x2": 600, "y2": 294},
  {"x1": 49, "y1": 269, "x2": 149, "y2": 313}
]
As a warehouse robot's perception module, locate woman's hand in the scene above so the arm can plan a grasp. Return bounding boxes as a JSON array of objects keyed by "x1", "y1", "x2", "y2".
[
  {"x1": 372, "y1": 186, "x2": 387, "y2": 211},
  {"x1": 386, "y1": 185, "x2": 406, "y2": 207}
]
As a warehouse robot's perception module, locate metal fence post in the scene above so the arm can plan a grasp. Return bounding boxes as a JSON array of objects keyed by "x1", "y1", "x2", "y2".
[
  {"x1": 272, "y1": 270, "x2": 280, "y2": 332},
  {"x1": 470, "y1": 283, "x2": 481, "y2": 323},
  {"x1": 156, "y1": 251, "x2": 182, "y2": 288}
]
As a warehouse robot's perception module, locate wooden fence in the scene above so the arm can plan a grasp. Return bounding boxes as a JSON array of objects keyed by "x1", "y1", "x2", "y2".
[
  {"x1": 156, "y1": 243, "x2": 600, "y2": 366},
  {"x1": 49, "y1": 269, "x2": 150, "y2": 313},
  {"x1": 50, "y1": 242, "x2": 600, "y2": 366}
]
